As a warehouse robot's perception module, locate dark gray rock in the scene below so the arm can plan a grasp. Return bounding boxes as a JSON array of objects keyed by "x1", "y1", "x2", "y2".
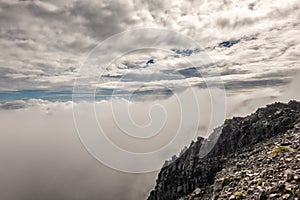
[{"x1": 147, "y1": 101, "x2": 300, "y2": 200}]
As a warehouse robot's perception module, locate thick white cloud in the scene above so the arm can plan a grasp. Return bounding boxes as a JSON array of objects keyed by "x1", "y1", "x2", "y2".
[
  {"x1": 0, "y1": 100, "x2": 156, "y2": 200},
  {"x1": 0, "y1": 74, "x2": 299, "y2": 199}
]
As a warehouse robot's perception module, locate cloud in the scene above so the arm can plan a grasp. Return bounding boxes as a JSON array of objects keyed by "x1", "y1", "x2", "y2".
[
  {"x1": 0, "y1": 100, "x2": 157, "y2": 200},
  {"x1": 0, "y1": 73, "x2": 299, "y2": 199},
  {"x1": 0, "y1": 0, "x2": 299, "y2": 92},
  {"x1": 69, "y1": 0, "x2": 152, "y2": 39}
]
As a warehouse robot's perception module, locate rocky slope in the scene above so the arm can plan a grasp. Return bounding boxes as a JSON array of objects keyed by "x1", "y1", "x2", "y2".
[{"x1": 147, "y1": 100, "x2": 300, "y2": 200}]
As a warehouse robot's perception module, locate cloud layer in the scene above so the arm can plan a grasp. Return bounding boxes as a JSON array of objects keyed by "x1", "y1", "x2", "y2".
[
  {"x1": 0, "y1": 0, "x2": 299, "y2": 92},
  {"x1": 0, "y1": 74, "x2": 299, "y2": 199}
]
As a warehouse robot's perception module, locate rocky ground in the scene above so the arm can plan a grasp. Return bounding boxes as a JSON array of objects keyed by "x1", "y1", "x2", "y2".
[
  {"x1": 148, "y1": 101, "x2": 300, "y2": 200},
  {"x1": 191, "y1": 123, "x2": 300, "y2": 200}
]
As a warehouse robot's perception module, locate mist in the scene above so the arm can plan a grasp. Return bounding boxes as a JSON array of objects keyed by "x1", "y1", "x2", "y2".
[{"x1": 0, "y1": 74, "x2": 299, "y2": 200}]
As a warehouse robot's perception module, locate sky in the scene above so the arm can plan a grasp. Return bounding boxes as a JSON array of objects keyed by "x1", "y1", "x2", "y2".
[
  {"x1": 0, "y1": 0, "x2": 299, "y2": 96},
  {"x1": 0, "y1": 0, "x2": 300, "y2": 200}
]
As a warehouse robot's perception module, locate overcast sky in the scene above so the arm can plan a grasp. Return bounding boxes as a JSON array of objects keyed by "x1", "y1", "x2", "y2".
[{"x1": 0, "y1": 0, "x2": 299, "y2": 95}]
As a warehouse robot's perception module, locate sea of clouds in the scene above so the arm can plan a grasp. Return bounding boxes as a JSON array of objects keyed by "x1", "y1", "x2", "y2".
[{"x1": 0, "y1": 73, "x2": 299, "y2": 200}]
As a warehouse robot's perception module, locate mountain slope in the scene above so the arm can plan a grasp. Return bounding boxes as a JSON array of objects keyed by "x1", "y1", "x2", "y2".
[{"x1": 147, "y1": 101, "x2": 300, "y2": 200}]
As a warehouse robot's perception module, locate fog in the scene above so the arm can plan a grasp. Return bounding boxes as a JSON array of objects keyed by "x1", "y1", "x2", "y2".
[{"x1": 0, "y1": 74, "x2": 299, "y2": 200}]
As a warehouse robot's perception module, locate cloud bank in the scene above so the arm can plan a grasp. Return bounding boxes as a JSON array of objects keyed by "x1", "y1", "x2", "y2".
[{"x1": 0, "y1": 73, "x2": 299, "y2": 199}]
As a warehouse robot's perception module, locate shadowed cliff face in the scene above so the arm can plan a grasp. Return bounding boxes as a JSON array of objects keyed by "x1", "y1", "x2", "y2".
[{"x1": 148, "y1": 100, "x2": 300, "y2": 200}]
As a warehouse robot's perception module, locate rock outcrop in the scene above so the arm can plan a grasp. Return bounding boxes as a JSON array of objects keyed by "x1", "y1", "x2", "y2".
[{"x1": 147, "y1": 100, "x2": 300, "y2": 200}]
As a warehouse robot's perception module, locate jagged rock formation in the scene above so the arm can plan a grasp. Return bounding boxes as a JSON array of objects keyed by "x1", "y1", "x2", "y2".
[{"x1": 147, "y1": 101, "x2": 300, "y2": 200}]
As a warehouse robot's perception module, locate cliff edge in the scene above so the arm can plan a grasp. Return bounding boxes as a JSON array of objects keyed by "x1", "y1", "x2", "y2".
[{"x1": 148, "y1": 101, "x2": 300, "y2": 200}]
